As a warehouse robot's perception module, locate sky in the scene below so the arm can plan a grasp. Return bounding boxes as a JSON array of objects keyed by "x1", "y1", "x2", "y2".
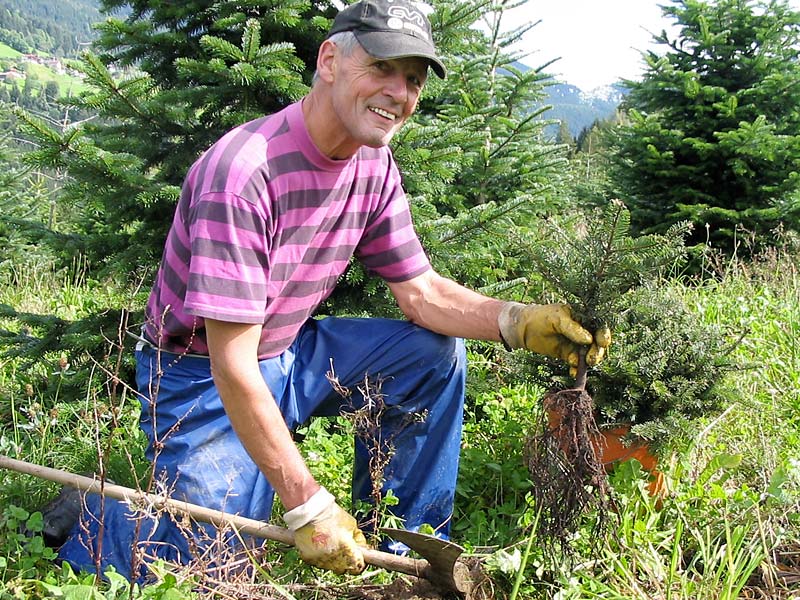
[{"x1": 507, "y1": 0, "x2": 800, "y2": 91}]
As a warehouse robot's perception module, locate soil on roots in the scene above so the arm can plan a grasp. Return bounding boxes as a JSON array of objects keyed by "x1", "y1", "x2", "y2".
[{"x1": 524, "y1": 388, "x2": 611, "y2": 555}]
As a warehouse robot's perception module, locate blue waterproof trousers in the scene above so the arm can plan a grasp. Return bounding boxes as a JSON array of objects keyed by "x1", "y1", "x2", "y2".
[{"x1": 58, "y1": 317, "x2": 467, "y2": 580}]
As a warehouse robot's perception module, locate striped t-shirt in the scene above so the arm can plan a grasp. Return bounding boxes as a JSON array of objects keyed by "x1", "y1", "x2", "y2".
[{"x1": 143, "y1": 99, "x2": 431, "y2": 358}]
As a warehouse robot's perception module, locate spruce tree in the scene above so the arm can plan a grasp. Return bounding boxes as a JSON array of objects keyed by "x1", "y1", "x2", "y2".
[
  {"x1": 517, "y1": 200, "x2": 739, "y2": 556},
  {"x1": 570, "y1": 115, "x2": 619, "y2": 207},
  {"x1": 5, "y1": 1, "x2": 328, "y2": 402},
  {"x1": 0, "y1": 108, "x2": 61, "y2": 265},
  {"x1": 396, "y1": 5, "x2": 568, "y2": 296},
  {"x1": 16, "y1": 0, "x2": 563, "y2": 282},
  {"x1": 556, "y1": 120, "x2": 574, "y2": 151},
  {"x1": 18, "y1": 0, "x2": 318, "y2": 274},
  {"x1": 610, "y1": 0, "x2": 800, "y2": 257}
]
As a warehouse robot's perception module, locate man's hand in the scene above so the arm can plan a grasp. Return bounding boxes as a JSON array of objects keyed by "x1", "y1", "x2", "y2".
[
  {"x1": 284, "y1": 488, "x2": 366, "y2": 575},
  {"x1": 498, "y1": 302, "x2": 611, "y2": 369}
]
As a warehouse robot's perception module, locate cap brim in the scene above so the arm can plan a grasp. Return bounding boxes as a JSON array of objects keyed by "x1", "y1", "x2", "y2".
[{"x1": 354, "y1": 30, "x2": 446, "y2": 79}]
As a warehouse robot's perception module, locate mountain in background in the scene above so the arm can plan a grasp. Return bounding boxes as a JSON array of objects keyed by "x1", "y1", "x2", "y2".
[
  {"x1": 542, "y1": 80, "x2": 627, "y2": 138},
  {"x1": 510, "y1": 60, "x2": 627, "y2": 140}
]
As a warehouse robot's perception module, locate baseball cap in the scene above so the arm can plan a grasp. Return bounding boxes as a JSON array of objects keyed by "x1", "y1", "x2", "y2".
[{"x1": 327, "y1": 0, "x2": 446, "y2": 78}]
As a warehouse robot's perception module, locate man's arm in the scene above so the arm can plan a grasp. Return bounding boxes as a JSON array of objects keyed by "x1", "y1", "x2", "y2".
[
  {"x1": 388, "y1": 270, "x2": 610, "y2": 368},
  {"x1": 204, "y1": 318, "x2": 366, "y2": 574},
  {"x1": 204, "y1": 318, "x2": 319, "y2": 510},
  {"x1": 387, "y1": 269, "x2": 505, "y2": 341}
]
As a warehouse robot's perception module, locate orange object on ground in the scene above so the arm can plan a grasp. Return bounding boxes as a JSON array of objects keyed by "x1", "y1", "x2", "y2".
[
  {"x1": 544, "y1": 401, "x2": 666, "y2": 498},
  {"x1": 593, "y1": 425, "x2": 666, "y2": 497}
]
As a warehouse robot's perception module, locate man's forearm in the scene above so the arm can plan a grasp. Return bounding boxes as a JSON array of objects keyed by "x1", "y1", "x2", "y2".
[
  {"x1": 389, "y1": 271, "x2": 506, "y2": 341},
  {"x1": 216, "y1": 370, "x2": 319, "y2": 510},
  {"x1": 205, "y1": 318, "x2": 319, "y2": 511}
]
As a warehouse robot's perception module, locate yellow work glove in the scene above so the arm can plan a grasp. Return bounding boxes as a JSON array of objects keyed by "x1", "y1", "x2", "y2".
[
  {"x1": 498, "y1": 302, "x2": 611, "y2": 369},
  {"x1": 284, "y1": 487, "x2": 366, "y2": 575}
]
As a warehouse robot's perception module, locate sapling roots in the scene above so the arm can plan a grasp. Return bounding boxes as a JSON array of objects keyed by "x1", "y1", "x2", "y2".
[{"x1": 524, "y1": 350, "x2": 611, "y2": 556}]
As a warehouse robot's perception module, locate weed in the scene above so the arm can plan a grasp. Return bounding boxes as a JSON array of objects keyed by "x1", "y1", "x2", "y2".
[
  {"x1": 326, "y1": 365, "x2": 426, "y2": 538},
  {"x1": 0, "y1": 506, "x2": 57, "y2": 581},
  {"x1": 456, "y1": 385, "x2": 540, "y2": 547}
]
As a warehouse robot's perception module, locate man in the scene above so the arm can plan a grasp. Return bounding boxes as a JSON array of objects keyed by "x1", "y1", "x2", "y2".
[{"x1": 58, "y1": 0, "x2": 609, "y2": 579}]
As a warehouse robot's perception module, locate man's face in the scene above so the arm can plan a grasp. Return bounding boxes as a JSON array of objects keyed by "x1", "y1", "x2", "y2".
[{"x1": 328, "y1": 42, "x2": 429, "y2": 154}]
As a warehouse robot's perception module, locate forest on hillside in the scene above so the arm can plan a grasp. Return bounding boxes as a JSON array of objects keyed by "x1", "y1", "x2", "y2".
[{"x1": 0, "y1": 0, "x2": 101, "y2": 55}]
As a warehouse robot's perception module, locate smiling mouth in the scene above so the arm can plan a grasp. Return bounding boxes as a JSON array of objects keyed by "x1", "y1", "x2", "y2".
[{"x1": 369, "y1": 106, "x2": 397, "y2": 121}]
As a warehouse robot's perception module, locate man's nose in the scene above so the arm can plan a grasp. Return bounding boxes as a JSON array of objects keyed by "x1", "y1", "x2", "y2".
[{"x1": 383, "y1": 72, "x2": 408, "y2": 103}]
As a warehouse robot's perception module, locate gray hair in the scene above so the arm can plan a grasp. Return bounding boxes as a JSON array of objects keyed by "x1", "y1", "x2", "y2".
[{"x1": 312, "y1": 31, "x2": 361, "y2": 86}]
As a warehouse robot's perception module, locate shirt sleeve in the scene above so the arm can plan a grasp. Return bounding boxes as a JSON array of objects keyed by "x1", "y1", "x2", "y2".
[
  {"x1": 355, "y1": 156, "x2": 431, "y2": 282},
  {"x1": 183, "y1": 191, "x2": 272, "y2": 323}
]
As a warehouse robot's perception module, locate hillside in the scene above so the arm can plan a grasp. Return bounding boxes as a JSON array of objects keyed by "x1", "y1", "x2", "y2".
[
  {"x1": 0, "y1": 0, "x2": 101, "y2": 56},
  {"x1": 0, "y1": 41, "x2": 21, "y2": 59}
]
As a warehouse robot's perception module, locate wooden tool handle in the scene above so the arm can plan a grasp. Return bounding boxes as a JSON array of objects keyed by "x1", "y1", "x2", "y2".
[{"x1": 0, "y1": 455, "x2": 429, "y2": 578}]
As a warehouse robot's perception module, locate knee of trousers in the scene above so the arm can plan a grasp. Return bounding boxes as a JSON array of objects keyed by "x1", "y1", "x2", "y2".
[
  {"x1": 387, "y1": 329, "x2": 467, "y2": 415},
  {"x1": 409, "y1": 328, "x2": 467, "y2": 373}
]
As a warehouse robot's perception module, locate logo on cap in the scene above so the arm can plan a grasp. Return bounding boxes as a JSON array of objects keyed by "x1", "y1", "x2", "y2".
[{"x1": 386, "y1": 4, "x2": 430, "y2": 41}]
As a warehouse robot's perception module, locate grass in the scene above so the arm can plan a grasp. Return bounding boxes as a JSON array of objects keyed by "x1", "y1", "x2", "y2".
[
  {"x1": 20, "y1": 61, "x2": 91, "y2": 98},
  {"x1": 684, "y1": 255, "x2": 800, "y2": 480},
  {"x1": 0, "y1": 43, "x2": 22, "y2": 60},
  {"x1": 542, "y1": 249, "x2": 800, "y2": 600},
  {"x1": 0, "y1": 247, "x2": 799, "y2": 599}
]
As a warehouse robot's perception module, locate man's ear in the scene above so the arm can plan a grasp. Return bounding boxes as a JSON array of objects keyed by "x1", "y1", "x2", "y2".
[{"x1": 316, "y1": 39, "x2": 337, "y2": 83}]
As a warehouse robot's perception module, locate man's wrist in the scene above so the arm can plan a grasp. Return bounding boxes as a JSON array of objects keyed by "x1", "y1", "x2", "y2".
[
  {"x1": 498, "y1": 301, "x2": 526, "y2": 350},
  {"x1": 283, "y1": 487, "x2": 336, "y2": 530}
]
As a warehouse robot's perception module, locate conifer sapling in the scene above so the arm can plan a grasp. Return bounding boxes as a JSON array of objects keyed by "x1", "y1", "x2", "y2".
[{"x1": 521, "y1": 199, "x2": 689, "y2": 554}]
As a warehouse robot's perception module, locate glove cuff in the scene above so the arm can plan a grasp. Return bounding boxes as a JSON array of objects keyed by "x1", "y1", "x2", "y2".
[
  {"x1": 498, "y1": 302, "x2": 526, "y2": 350},
  {"x1": 283, "y1": 487, "x2": 336, "y2": 531}
]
